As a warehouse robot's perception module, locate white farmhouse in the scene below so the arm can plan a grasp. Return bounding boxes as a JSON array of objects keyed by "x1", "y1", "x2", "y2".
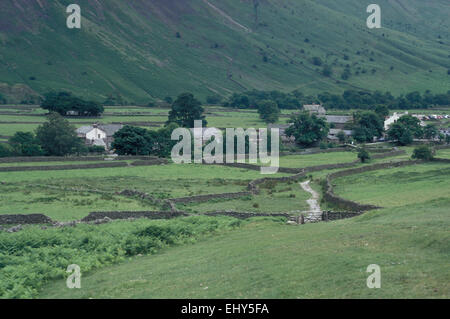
[
  {"x1": 76, "y1": 124, "x2": 123, "y2": 150},
  {"x1": 384, "y1": 112, "x2": 408, "y2": 131}
]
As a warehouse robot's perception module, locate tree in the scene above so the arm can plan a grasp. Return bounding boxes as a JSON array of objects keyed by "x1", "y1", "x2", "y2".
[
  {"x1": 112, "y1": 124, "x2": 179, "y2": 157},
  {"x1": 257, "y1": 100, "x2": 280, "y2": 124},
  {"x1": 438, "y1": 133, "x2": 445, "y2": 143},
  {"x1": 322, "y1": 65, "x2": 333, "y2": 77},
  {"x1": 352, "y1": 111, "x2": 384, "y2": 143},
  {"x1": 41, "y1": 91, "x2": 104, "y2": 116},
  {"x1": 341, "y1": 68, "x2": 351, "y2": 80},
  {"x1": 150, "y1": 123, "x2": 180, "y2": 157},
  {"x1": 167, "y1": 93, "x2": 206, "y2": 128},
  {"x1": 0, "y1": 144, "x2": 12, "y2": 157},
  {"x1": 374, "y1": 105, "x2": 389, "y2": 118},
  {"x1": 285, "y1": 112, "x2": 329, "y2": 147},
  {"x1": 35, "y1": 113, "x2": 84, "y2": 156},
  {"x1": 357, "y1": 147, "x2": 371, "y2": 163},
  {"x1": 387, "y1": 122, "x2": 413, "y2": 146},
  {"x1": 9, "y1": 132, "x2": 43, "y2": 156},
  {"x1": 412, "y1": 145, "x2": 434, "y2": 161},
  {"x1": 337, "y1": 130, "x2": 347, "y2": 144},
  {"x1": 424, "y1": 124, "x2": 438, "y2": 140},
  {"x1": 311, "y1": 57, "x2": 323, "y2": 66},
  {"x1": 112, "y1": 125, "x2": 154, "y2": 155},
  {"x1": 446, "y1": 135, "x2": 450, "y2": 145},
  {"x1": 164, "y1": 96, "x2": 173, "y2": 104},
  {"x1": 206, "y1": 95, "x2": 222, "y2": 105},
  {"x1": 397, "y1": 115, "x2": 423, "y2": 138}
]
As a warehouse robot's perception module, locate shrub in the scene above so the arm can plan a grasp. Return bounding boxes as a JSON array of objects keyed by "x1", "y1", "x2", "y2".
[
  {"x1": 0, "y1": 143, "x2": 12, "y2": 157},
  {"x1": 357, "y1": 148, "x2": 371, "y2": 163},
  {"x1": 312, "y1": 57, "x2": 322, "y2": 66},
  {"x1": 412, "y1": 146, "x2": 434, "y2": 161},
  {"x1": 322, "y1": 65, "x2": 333, "y2": 77}
]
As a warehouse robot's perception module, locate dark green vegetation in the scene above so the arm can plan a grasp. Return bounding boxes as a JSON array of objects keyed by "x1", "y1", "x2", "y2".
[
  {"x1": 167, "y1": 93, "x2": 206, "y2": 127},
  {"x1": 387, "y1": 115, "x2": 424, "y2": 145},
  {"x1": 0, "y1": 216, "x2": 244, "y2": 298},
  {"x1": 0, "y1": 0, "x2": 449, "y2": 103},
  {"x1": 35, "y1": 113, "x2": 84, "y2": 156},
  {"x1": 41, "y1": 92, "x2": 104, "y2": 116},
  {"x1": 257, "y1": 100, "x2": 280, "y2": 124},
  {"x1": 112, "y1": 124, "x2": 177, "y2": 157},
  {"x1": 285, "y1": 112, "x2": 329, "y2": 147},
  {"x1": 412, "y1": 145, "x2": 434, "y2": 161},
  {"x1": 357, "y1": 147, "x2": 371, "y2": 163}
]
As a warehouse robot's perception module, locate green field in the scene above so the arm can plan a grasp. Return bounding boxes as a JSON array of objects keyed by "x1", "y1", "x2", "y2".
[
  {"x1": 436, "y1": 148, "x2": 450, "y2": 159},
  {"x1": 0, "y1": 141, "x2": 449, "y2": 298},
  {"x1": 181, "y1": 179, "x2": 310, "y2": 214},
  {"x1": 333, "y1": 163, "x2": 450, "y2": 208},
  {"x1": 39, "y1": 197, "x2": 450, "y2": 299},
  {"x1": 0, "y1": 163, "x2": 291, "y2": 221},
  {"x1": 279, "y1": 152, "x2": 356, "y2": 168}
]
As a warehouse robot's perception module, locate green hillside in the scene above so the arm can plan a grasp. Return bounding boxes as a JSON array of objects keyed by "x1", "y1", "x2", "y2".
[{"x1": 0, "y1": 0, "x2": 449, "y2": 103}]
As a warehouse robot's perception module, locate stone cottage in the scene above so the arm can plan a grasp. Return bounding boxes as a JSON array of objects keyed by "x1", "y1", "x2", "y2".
[{"x1": 76, "y1": 124, "x2": 123, "y2": 150}]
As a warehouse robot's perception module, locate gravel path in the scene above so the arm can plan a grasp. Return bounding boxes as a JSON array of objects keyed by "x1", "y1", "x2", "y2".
[{"x1": 300, "y1": 180, "x2": 321, "y2": 212}]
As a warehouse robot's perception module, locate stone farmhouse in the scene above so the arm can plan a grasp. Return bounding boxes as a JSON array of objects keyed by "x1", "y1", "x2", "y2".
[
  {"x1": 76, "y1": 124, "x2": 123, "y2": 150},
  {"x1": 327, "y1": 129, "x2": 353, "y2": 142},
  {"x1": 324, "y1": 115, "x2": 353, "y2": 129},
  {"x1": 303, "y1": 104, "x2": 326, "y2": 115}
]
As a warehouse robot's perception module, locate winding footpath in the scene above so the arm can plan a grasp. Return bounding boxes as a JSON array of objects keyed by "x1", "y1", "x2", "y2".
[{"x1": 300, "y1": 180, "x2": 322, "y2": 222}]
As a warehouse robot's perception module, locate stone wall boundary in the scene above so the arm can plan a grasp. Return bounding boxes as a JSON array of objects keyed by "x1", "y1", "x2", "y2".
[{"x1": 323, "y1": 160, "x2": 422, "y2": 211}]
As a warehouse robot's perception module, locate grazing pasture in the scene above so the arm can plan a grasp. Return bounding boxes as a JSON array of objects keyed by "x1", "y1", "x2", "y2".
[
  {"x1": 332, "y1": 163, "x2": 450, "y2": 208},
  {"x1": 39, "y1": 198, "x2": 450, "y2": 299}
]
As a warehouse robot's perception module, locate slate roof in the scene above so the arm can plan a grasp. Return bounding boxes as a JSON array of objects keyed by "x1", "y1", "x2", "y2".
[
  {"x1": 76, "y1": 124, "x2": 123, "y2": 137},
  {"x1": 329, "y1": 129, "x2": 353, "y2": 136},
  {"x1": 325, "y1": 115, "x2": 353, "y2": 124},
  {"x1": 303, "y1": 104, "x2": 326, "y2": 114},
  {"x1": 76, "y1": 126, "x2": 95, "y2": 135},
  {"x1": 99, "y1": 124, "x2": 123, "y2": 136}
]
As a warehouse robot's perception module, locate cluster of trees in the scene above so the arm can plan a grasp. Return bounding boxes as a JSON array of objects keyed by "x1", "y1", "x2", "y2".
[
  {"x1": 285, "y1": 113, "x2": 329, "y2": 147},
  {"x1": 318, "y1": 90, "x2": 450, "y2": 110},
  {"x1": 41, "y1": 92, "x2": 104, "y2": 116},
  {"x1": 0, "y1": 113, "x2": 101, "y2": 157},
  {"x1": 223, "y1": 90, "x2": 311, "y2": 110},
  {"x1": 387, "y1": 115, "x2": 448, "y2": 145},
  {"x1": 352, "y1": 111, "x2": 384, "y2": 143},
  {"x1": 257, "y1": 100, "x2": 280, "y2": 124},
  {"x1": 112, "y1": 124, "x2": 179, "y2": 157},
  {"x1": 221, "y1": 89, "x2": 450, "y2": 111},
  {"x1": 113, "y1": 93, "x2": 208, "y2": 156}
]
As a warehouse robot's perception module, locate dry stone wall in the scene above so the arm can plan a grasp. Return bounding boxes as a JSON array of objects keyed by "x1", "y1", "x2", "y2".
[
  {"x1": 81, "y1": 211, "x2": 188, "y2": 222},
  {"x1": 0, "y1": 214, "x2": 53, "y2": 225}
]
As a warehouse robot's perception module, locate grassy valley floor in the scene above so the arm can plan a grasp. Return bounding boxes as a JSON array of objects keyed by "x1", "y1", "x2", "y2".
[{"x1": 39, "y1": 198, "x2": 450, "y2": 299}]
